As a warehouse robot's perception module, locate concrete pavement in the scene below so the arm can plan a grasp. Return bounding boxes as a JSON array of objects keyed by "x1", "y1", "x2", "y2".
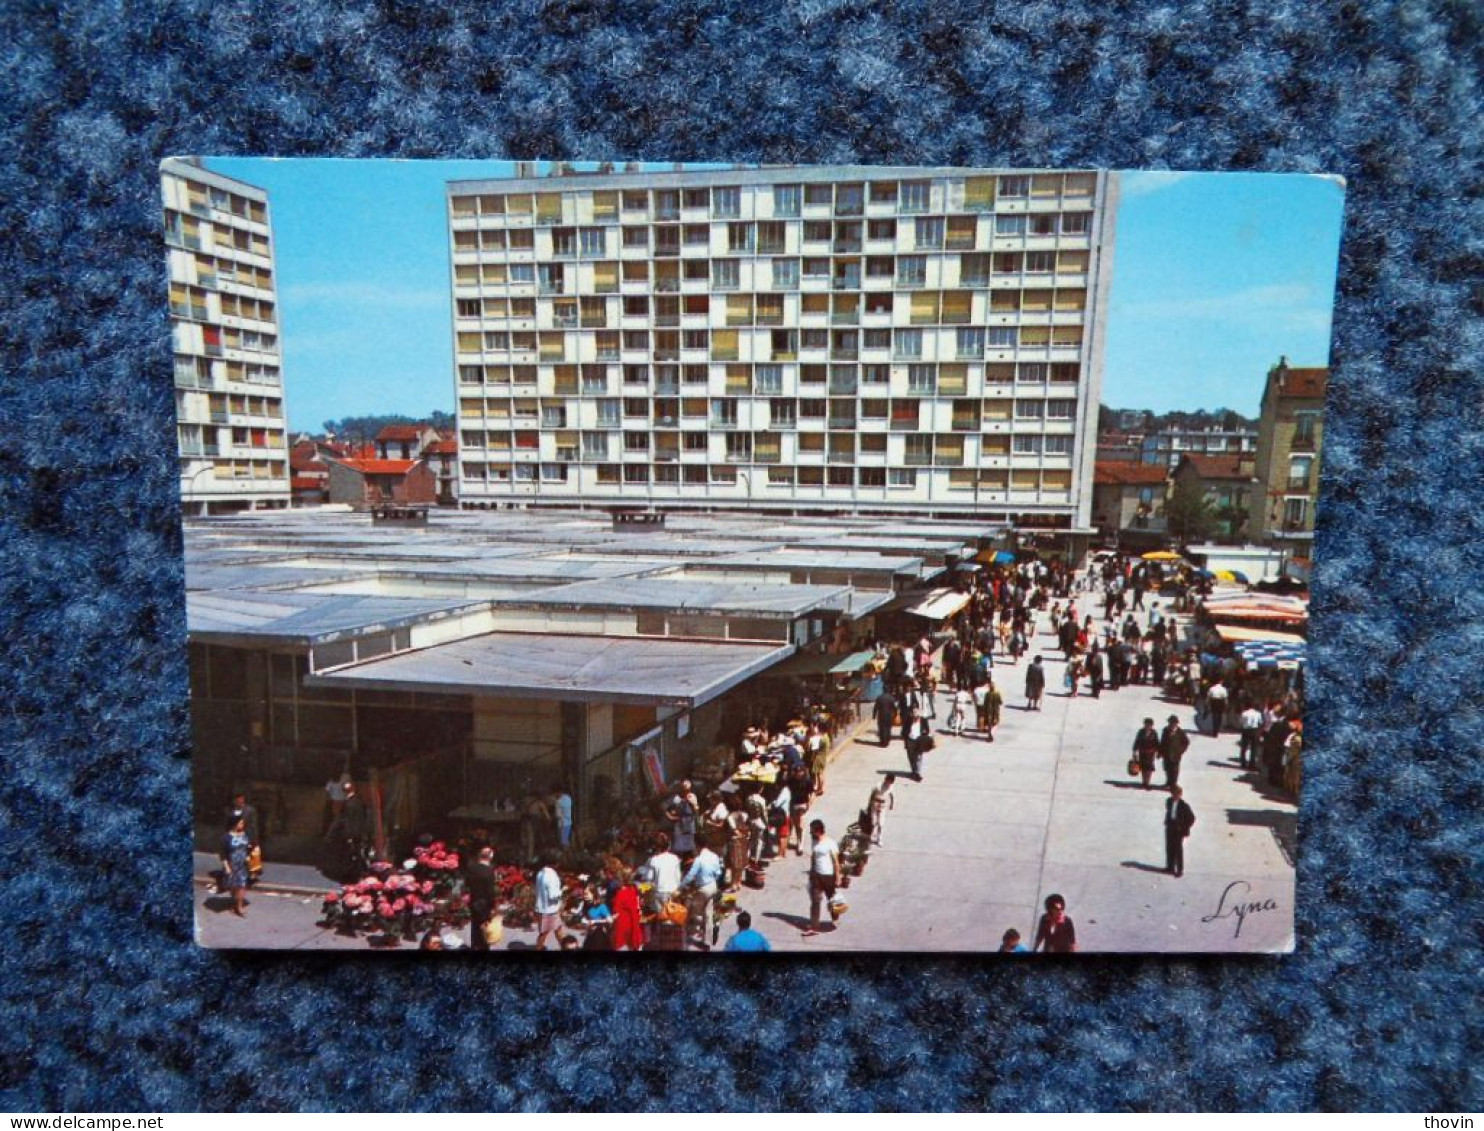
[{"x1": 743, "y1": 591, "x2": 1296, "y2": 954}]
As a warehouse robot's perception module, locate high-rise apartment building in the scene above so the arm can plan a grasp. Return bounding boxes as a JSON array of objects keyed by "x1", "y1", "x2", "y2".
[
  {"x1": 161, "y1": 158, "x2": 290, "y2": 514},
  {"x1": 1249, "y1": 358, "x2": 1327, "y2": 548},
  {"x1": 446, "y1": 166, "x2": 1116, "y2": 535}
]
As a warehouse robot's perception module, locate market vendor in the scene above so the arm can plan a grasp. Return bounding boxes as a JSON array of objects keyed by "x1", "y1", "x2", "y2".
[{"x1": 738, "y1": 726, "x2": 764, "y2": 765}]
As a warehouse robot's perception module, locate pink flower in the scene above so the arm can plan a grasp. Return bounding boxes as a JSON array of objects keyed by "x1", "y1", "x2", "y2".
[
  {"x1": 420, "y1": 881, "x2": 434, "y2": 895},
  {"x1": 393, "y1": 899, "x2": 407, "y2": 912}
]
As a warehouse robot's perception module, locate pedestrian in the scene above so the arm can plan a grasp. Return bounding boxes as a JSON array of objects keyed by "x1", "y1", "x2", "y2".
[
  {"x1": 646, "y1": 833, "x2": 682, "y2": 912},
  {"x1": 788, "y1": 763, "x2": 813, "y2": 855},
  {"x1": 724, "y1": 909, "x2": 771, "y2": 952},
  {"x1": 999, "y1": 928, "x2": 1029, "y2": 954},
  {"x1": 532, "y1": 852, "x2": 572, "y2": 951},
  {"x1": 873, "y1": 688, "x2": 898, "y2": 747},
  {"x1": 869, "y1": 774, "x2": 896, "y2": 846},
  {"x1": 610, "y1": 865, "x2": 644, "y2": 951},
  {"x1": 1161, "y1": 715, "x2": 1191, "y2": 791},
  {"x1": 1206, "y1": 678, "x2": 1229, "y2": 736},
  {"x1": 1025, "y1": 655, "x2": 1046, "y2": 711},
  {"x1": 551, "y1": 786, "x2": 573, "y2": 850},
  {"x1": 1086, "y1": 646, "x2": 1105, "y2": 698},
  {"x1": 802, "y1": 819, "x2": 841, "y2": 938},
  {"x1": 680, "y1": 834, "x2": 725, "y2": 950},
  {"x1": 979, "y1": 677, "x2": 1003, "y2": 741},
  {"x1": 948, "y1": 686, "x2": 971, "y2": 736},
  {"x1": 1164, "y1": 785, "x2": 1197, "y2": 877},
  {"x1": 1132, "y1": 717, "x2": 1161, "y2": 790},
  {"x1": 465, "y1": 845, "x2": 498, "y2": 950},
  {"x1": 226, "y1": 791, "x2": 262, "y2": 884},
  {"x1": 520, "y1": 791, "x2": 549, "y2": 864},
  {"x1": 218, "y1": 816, "x2": 252, "y2": 918},
  {"x1": 666, "y1": 780, "x2": 699, "y2": 856},
  {"x1": 1237, "y1": 702, "x2": 1263, "y2": 768},
  {"x1": 1032, "y1": 893, "x2": 1077, "y2": 953},
  {"x1": 807, "y1": 723, "x2": 830, "y2": 795},
  {"x1": 904, "y1": 714, "x2": 928, "y2": 780}
]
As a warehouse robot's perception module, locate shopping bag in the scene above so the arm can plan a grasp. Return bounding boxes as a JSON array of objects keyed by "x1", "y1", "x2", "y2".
[
  {"x1": 1126, "y1": 758, "x2": 1140, "y2": 777},
  {"x1": 828, "y1": 897, "x2": 849, "y2": 922}
]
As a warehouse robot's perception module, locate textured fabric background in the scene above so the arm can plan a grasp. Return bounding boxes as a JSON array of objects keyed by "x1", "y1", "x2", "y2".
[{"x1": 0, "y1": 0, "x2": 1479, "y2": 1112}]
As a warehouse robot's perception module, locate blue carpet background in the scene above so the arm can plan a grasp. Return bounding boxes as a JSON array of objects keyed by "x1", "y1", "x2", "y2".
[{"x1": 0, "y1": 0, "x2": 1480, "y2": 1112}]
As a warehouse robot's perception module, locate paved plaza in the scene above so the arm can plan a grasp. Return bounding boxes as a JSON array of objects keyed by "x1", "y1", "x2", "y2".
[{"x1": 196, "y1": 588, "x2": 1297, "y2": 955}]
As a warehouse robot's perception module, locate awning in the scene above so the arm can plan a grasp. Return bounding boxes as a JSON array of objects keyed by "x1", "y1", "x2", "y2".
[
  {"x1": 976, "y1": 549, "x2": 1017, "y2": 565},
  {"x1": 907, "y1": 588, "x2": 972, "y2": 621},
  {"x1": 1213, "y1": 625, "x2": 1307, "y2": 645},
  {"x1": 1142, "y1": 550, "x2": 1184, "y2": 561},
  {"x1": 1232, "y1": 639, "x2": 1306, "y2": 669},
  {"x1": 772, "y1": 648, "x2": 877, "y2": 679}
]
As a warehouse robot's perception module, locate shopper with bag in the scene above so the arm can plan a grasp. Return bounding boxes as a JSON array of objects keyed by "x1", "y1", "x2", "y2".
[
  {"x1": 1132, "y1": 717, "x2": 1161, "y2": 791},
  {"x1": 802, "y1": 819, "x2": 841, "y2": 938}
]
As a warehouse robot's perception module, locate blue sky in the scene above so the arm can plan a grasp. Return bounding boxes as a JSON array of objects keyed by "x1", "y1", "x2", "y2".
[{"x1": 206, "y1": 161, "x2": 1345, "y2": 429}]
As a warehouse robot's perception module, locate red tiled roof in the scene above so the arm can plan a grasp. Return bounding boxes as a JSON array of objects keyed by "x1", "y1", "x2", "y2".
[
  {"x1": 1179, "y1": 454, "x2": 1254, "y2": 480},
  {"x1": 1275, "y1": 367, "x2": 1328, "y2": 398},
  {"x1": 291, "y1": 476, "x2": 326, "y2": 491},
  {"x1": 423, "y1": 439, "x2": 458, "y2": 455},
  {"x1": 1094, "y1": 461, "x2": 1169, "y2": 486},
  {"x1": 335, "y1": 458, "x2": 419, "y2": 475},
  {"x1": 375, "y1": 424, "x2": 427, "y2": 442}
]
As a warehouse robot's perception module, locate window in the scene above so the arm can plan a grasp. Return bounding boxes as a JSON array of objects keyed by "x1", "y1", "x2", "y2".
[
  {"x1": 1028, "y1": 214, "x2": 1057, "y2": 237},
  {"x1": 1060, "y1": 212, "x2": 1090, "y2": 235},
  {"x1": 867, "y1": 256, "x2": 894, "y2": 278},
  {"x1": 580, "y1": 228, "x2": 606, "y2": 256},
  {"x1": 1015, "y1": 400, "x2": 1044, "y2": 419},
  {"x1": 1044, "y1": 435, "x2": 1074, "y2": 455},
  {"x1": 541, "y1": 463, "x2": 568, "y2": 482},
  {"x1": 1283, "y1": 497, "x2": 1308, "y2": 529},
  {"x1": 728, "y1": 222, "x2": 755, "y2": 253},
  {"x1": 861, "y1": 398, "x2": 889, "y2": 419},
  {"x1": 773, "y1": 184, "x2": 801, "y2": 217},
  {"x1": 1017, "y1": 362, "x2": 1047, "y2": 383},
  {"x1": 988, "y1": 327, "x2": 1017, "y2": 349},
  {"x1": 683, "y1": 224, "x2": 709, "y2": 246},
  {"x1": 684, "y1": 432, "x2": 709, "y2": 451},
  {"x1": 624, "y1": 465, "x2": 650, "y2": 484},
  {"x1": 596, "y1": 399, "x2": 620, "y2": 426},
  {"x1": 1024, "y1": 251, "x2": 1054, "y2": 273},
  {"x1": 1046, "y1": 399, "x2": 1077, "y2": 419},
  {"x1": 899, "y1": 181, "x2": 930, "y2": 213},
  {"x1": 803, "y1": 257, "x2": 830, "y2": 278},
  {"x1": 1013, "y1": 434, "x2": 1042, "y2": 454},
  {"x1": 862, "y1": 364, "x2": 888, "y2": 384},
  {"x1": 998, "y1": 176, "x2": 1028, "y2": 197},
  {"x1": 711, "y1": 259, "x2": 740, "y2": 290},
  {"x1": 803, "y1": 220, "x2": 832, "y2": 243},
  {"x1": 712, "y1": 186, "x2": 741, "y2": 218},
  {"x1": 868, "y1": 219, "x2": 896, "y2": 241},
  {"x1": 754, "y1": 365, "x2": 784, "y2": 394},
  {"x1": 805, "y1": 184, "x2": 833, "y2": 206},
  {"x1": 956, "y1": 328, "x2": 985, "y2": 359},
  {"x1": 1288, "y1": 456, "x2": 1314, "y2": 491},
  {"x1": 772, "y1": 258, "x2": 799, "y2": 289},
  {"x1": 508, "y1": 263, "x2": 535, "y2": 282},
  {"x1": 907, "y1": 364, "x2": 936, "y2": 394},
  {"x1": 624, "y1": 432, "x2": 649, "y2": 452},
  {"x1": 888, "y1": 468, "x2": 917, "y2": 488},
  {"x1": 914, "y1": 217, "x2": 945, "y2": 249},
  {"x1": 863, "y1": 329, "x2": 891, "y2": 350},
  {"x1": 1293, "y1": 412, "x2": 1318, "y2": 447},
  {"x1": 870, "y1": 181, "x2": 898, "y2": 204},
  {"x1": 894, "y1": 329, "x2": 922, "y2": 359},
  {"x1": 896, "y1": 256, "x2": 927, "y2": 287},
  {"x1": 835, "y1": 183, "x2": 863, "y2": 214}
]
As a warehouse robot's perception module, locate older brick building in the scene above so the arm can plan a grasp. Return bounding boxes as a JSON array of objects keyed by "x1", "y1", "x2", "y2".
[
  {"x1": 1249, "y1": 359, "x2": 1327, "y2": 549},
  {"x1": 325, "y1": 457, "x2": 437, "y2": 508}
]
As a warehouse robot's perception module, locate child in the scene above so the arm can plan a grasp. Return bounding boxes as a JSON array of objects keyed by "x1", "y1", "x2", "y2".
[
  {"x1": 869, "y1": 775, "x2": 896, "y2": 846},
  {"x1": 949, "y1": 687, "x2": 972, "y2": 736}
]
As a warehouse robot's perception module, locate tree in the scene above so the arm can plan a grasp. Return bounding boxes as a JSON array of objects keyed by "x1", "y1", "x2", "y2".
[{"x1": 1165, "y1": 476, "x2": 1218, "y2": 543}]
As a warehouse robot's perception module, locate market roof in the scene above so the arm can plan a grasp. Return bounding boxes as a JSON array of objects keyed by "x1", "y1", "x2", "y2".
[
  {"x1": 306, "y1": 632, "x2": 795, "y2": 707},
  {"x1": 491, "y1": 578, "x2": 849, "y2": 618},
  {"x1": 690, "y1": 549, "x2": 926, "y2": 577},
  {"x1": 184, "y1": 563, "x2": 378, "y2": 592},
  {"x1": 1212, "y1": 625, "x2": 1307, "y2": 644},
  {"x1": 906, "y1": 588, "x2": 973, "y2": 621},
  {"x1": 1094, "y1": 461, "x2": 1169, "y2": 486},
  {"x1": 772, "y1": 649, "x2": 878, "y2": 678},
  {"x1": 187, "y1": 591, "x2": 487, "y2": 646}
]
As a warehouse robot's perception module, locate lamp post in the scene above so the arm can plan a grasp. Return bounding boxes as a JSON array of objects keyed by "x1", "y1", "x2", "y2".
[{"x1": 184, "y1": 461, "x2": 216, "y2": 517}]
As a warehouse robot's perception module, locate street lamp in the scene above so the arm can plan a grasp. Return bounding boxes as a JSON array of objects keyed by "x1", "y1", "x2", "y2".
[{"x1": 184, "y1": 461, "x2": 216, "y2": 517}]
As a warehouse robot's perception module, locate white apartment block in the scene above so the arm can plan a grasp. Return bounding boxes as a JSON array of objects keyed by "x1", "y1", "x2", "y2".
[
  {"x1": 161, "y1": 159, "x2": 290, "y2": 514},
  {"x1": 447, "y1": 166, "x2": 1117, "y2": 533}
]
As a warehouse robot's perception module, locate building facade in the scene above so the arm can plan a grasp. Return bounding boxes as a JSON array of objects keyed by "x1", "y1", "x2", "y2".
[
  {"x1": 446, "y1": 166, "x2": 1117, "y2": 536},
  {"x1": 161, "y1": 159, "x2": 290, "y2": 514},
  {"x1": 1092, "y1": 461, "x2": 1169, "y2": 540},
  {"x1": 325, "y1": 457, "x2": 438, "y2": 508},
  {"x1": 1171, "y1": 453, "x2": 1258, "y2": 542},
  {"x1": 1249, "y1": 359, "x2": 1327, "y2": 548},
  {"x1": 1140, "y1": 426, "x2": 1258, "y2": 468}
]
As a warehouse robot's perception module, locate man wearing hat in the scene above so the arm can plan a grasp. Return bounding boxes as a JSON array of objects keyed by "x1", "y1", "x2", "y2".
[{"x1": 1160, "y1": 715, "x2": 1191, "y2": 791}]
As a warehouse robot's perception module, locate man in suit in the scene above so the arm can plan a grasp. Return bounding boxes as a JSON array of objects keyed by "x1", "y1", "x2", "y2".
[
  {"x1": 465, "y1": 846, "x2": 498, "y2": 950},
  {"x1": 1161, "y1": 715, "x2": 1191, "y2": 790},
  {"x1": 1164, "y1": 785, "x2": 1196, "y2": 877},
  {"x1": 873, "y1": 688, "x2": 898, "y2": 747}
]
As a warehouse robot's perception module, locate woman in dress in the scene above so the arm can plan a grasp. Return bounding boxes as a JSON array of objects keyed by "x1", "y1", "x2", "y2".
[
  {"x1": 220, "y1": 815, "x2": 251, "y2": 918},
  {"x1": 609, "y1": 866, "x2": 644, "y2": 951}
]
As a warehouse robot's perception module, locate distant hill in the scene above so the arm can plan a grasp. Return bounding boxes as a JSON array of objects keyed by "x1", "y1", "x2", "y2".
[
  {"x1": 315, "y1": 411, "x2": 455, "y2": 442},
  {"x1": 1098, "y1": 405, "x2": 1255, "y2": 434}
]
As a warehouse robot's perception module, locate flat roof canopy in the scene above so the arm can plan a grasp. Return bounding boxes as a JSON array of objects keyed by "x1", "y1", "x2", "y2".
[
  {"x1": 305, "y1": 632, "x2": 795, "y2": 707},
  {"x1": 187, "y1": 591, "x2": 489, "y2": 646},
  {"x1": 492, "y1": 578, "x2": 849, "y2": 618}
]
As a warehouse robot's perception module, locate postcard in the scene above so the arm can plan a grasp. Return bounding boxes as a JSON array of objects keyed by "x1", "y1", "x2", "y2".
[{"x1": 163, "y1": 159, "x2": 1342, "y2": 953}]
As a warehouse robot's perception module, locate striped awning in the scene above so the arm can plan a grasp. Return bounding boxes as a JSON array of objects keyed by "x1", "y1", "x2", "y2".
[
  {"x1": 907, "y1": 588, "x2": 972, "y2": 621},
  {"x1": 1232, "y1": 639, "x2": 1307, "y2": 669}
]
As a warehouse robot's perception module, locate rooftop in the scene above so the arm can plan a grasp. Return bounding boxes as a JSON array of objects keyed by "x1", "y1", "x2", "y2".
[{"x1": 1094, "y1": 461, "x2": 1170, "y2": 486}]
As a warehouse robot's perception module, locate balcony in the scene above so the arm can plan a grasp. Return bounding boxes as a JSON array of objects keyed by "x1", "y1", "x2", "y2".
[
  {"x1": 655, "y1": 278, "x2": 679, "y2": 293},
  {"x1": 904, "y1": 454, "x2": 933, "y2": 467},
  {"x1": 832, "y1": 275, "x2": 862, "y2": 291},
  {"x1": 827, "y1": 451, "x2": 854, "y2": 463},
  {"x1": 830, "y1": 348, "x2": 859, "y2": 361},
  {"x1": 828, "y1": 381, "x2": 858, "y2": 396},
  {"x1": 710, "y1": 417, "x2": 738, "y2": 430},
  {"x1": 833, "y1": 240, "x2": 862, "y2": 254}
]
